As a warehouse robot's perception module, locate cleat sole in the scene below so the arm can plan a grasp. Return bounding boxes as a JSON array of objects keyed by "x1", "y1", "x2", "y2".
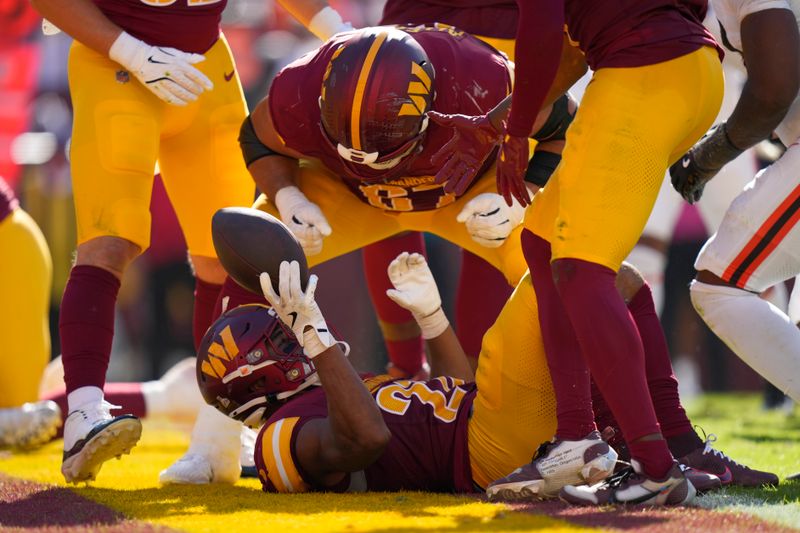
[{"x1": 62, "y1": 418, "x2": 142, "y2": 484}]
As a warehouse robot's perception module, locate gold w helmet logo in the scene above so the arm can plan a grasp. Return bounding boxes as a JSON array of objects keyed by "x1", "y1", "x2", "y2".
[
  {"x1": 200, "y1": 325, "x2": 239, "y2": 379},
  {"x1": 398, "y1": 62, "x2": 432, "y2": 117}
]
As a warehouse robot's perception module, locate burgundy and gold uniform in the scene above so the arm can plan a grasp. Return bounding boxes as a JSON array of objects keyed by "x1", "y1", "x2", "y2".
[
  {"x1": 256, "y1": 25, "x2": 527, "y2": 285},
  {"x1": 0, "y1": 177, "x2": 51, "y2": 406},
  {"x1": 70, "y1": 0, "x2": 253, "y2": 259},
  {"x1": 255, "y1": 273, "x2": 558, "y2": 492},
  {"x1": 256, "y1": 375, "x2": 477, "y2": 493},
  {"x1": 268, "y1": 25, "x2": 511, "y2": 212}
]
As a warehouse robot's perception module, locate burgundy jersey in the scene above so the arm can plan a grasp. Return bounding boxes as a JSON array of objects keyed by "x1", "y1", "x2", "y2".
[
  {"x1": 93, "y1": 0, "x2": 226, "y2": 54},
  {"x1": 254, "y1": 375, "x2": 478, "y2": 493},
  {"x1": 0, "y1": 177, "x2": 18, "y2": 224},
  {"x1": 268, "y1": 24, "x2": 512, "y2": 212},
  {"x1": 563, "y1": 0, "x2": 720, "y2": 69},
  {"x1": 380, "y1": 1, "x2": 518, "y2": 40}
]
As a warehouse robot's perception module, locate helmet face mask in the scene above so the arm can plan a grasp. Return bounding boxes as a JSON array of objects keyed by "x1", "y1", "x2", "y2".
[
  {"x1": 319, "y1": 27, "x2": 435, "y2": 179},
  {"x1": 196, "y1": 305, "x2": 318, "y2": 428}
]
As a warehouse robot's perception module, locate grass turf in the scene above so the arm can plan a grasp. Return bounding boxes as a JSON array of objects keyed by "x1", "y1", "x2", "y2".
[{"x1": 0, "y1": 393, "x2": 797, "y2": 532}]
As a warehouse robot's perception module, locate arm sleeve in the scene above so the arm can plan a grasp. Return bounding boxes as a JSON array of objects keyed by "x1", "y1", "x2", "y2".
[
  {"x1": 505, "y1": 0, "x2": 565, "y2": 137},
  {"x1": 736, "y1": 0, "x2": 792, "y2": 20}
]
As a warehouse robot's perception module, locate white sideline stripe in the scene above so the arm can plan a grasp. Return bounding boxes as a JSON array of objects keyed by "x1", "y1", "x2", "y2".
[{"x1": 271, "y1": 419, "x2": 294, "y2": 492}]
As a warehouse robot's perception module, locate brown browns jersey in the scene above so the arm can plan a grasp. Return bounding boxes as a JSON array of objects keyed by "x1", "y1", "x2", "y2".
[
  {"x1": 93, "y1": 0, "x2": 227, "y2": 54},
  {"x1": 254, "y1": 375, "x2": 478, "y2": 493},
  {"x1": 267, "y1": 24, "x2": 512, "y2": 212}
]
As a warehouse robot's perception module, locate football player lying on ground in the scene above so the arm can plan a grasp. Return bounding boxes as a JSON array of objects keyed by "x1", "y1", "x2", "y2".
[{"x1": 196, "y1": 254, "x2": 774, "y2": 498}]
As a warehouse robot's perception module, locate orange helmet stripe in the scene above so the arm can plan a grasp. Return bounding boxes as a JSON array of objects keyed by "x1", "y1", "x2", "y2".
[{"x1": 350, "y1": 31, "x2": 388, "y2": 151}]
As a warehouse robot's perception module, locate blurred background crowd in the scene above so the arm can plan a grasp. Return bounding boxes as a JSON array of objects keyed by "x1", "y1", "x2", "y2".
[{"x1": 0, "y1": 0, "x2": 792, "y2": 407}]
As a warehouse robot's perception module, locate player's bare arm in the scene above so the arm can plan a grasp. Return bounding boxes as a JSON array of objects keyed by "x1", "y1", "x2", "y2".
[
  {"x1": 29, "y1": 0, "x2": 121, "y2": 54},
  {"x1": 670, "y1": 8, "x2": 800, "y2": 203},
  {"x1": 244, "y1": 97, "x2": 332, "y2": 256},
  {"x1": 276, "y1": 0, "x2": 352, "y2": 41},
  {"x1": 259, "y1": 262, "x2": 390, "y2": 487},
  {"x1": 726, "y1": 9, "x2": 800, "y2": 150},
  {"x1": 243, "y1": 97, "x2": 304, "y2": 200}
]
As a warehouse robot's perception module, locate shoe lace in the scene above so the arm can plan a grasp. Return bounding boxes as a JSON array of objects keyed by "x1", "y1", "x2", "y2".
[
  {"x1": 696, "y1": 427, "x2": 745, "y2": 469},
  {"x1": 603, "y1": 463, "x2": 636, "y2": 489},
  {"x1": 532, "y1": 439, "x2": 555, "y2": 461}
]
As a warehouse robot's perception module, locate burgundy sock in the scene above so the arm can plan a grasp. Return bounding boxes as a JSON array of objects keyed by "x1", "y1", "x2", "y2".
[
  {"x1": 456, "y1": 250, "x2": 513, "y2": 359},
  {"x1": 666, "y1": 430, "x2": 705, "y2": 458},
  {"x1": 554, "y1": 258, "x2": 672, "y2": 477},
  {"x1": 193, "y1": 278, "x2": 222, "y2": 350},
  {"x1": 59, "y1": 265, "x2": 120, "y2": 394},
  {"x1": 522, "y1": 231, "x2": 594, "y2": 439},
  {"x1": 629, "y1": 284, "x2": 693, "y2": 438},
  {"x1": 43, "y1": 382, "x2": 147, "y2": 439},
  {"x1": 213, "y1": 276, "x2": 267, "y2": 319},
  {"x1": 362, "y1": 233, "x2": 427, "y2": 375}
]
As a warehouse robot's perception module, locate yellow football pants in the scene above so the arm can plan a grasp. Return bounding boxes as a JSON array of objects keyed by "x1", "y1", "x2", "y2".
[
  {"x1": 467, "y1": 272, "x2": 557, "y2": 489},
  {"x1": 525, "y1": 46, "x2": 724, "y2": 272},
  {"x1": 253, "y1": 162, "x2": 528, "y2": 286},
  {"x1": 68, "y1": 35, "x2": 254, "y2": 257},
  {"x1": 0, "y1": 209, "x2": 52, "y2": 407}
]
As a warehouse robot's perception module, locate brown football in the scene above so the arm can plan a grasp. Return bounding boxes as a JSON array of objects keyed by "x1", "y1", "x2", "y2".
[{"x1": 211, "y1": 207, "x2": 308, "y2": 295}]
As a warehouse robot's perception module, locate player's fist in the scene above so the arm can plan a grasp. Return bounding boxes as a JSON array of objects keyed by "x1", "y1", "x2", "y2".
[
  {"x1": 273, "y1": 186, "x2": 332, "y2": 256},
  {"x1": 670, "y1": 123, "x2": 744, "y2": 204},
  {"x1": 428, "y1": 111, "x2": 503, "y2": 196},
  {"x1": 457, "y1": 192, "x2": 526, "y2": 248},
  {"x1": 669, "y1": 149, "x2": 712, "y2": 204},
  {"x1": 386, "y1": 253, "x2": 448, "y2": 339},
  {"x1": 259, "y1": 261, "x2": 334, "y2": 357},
  {"x1": 109, "y1": 32, "x2": 213, "y2": 106}
]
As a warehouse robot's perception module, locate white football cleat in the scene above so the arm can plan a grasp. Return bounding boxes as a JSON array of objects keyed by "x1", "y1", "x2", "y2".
[
  {"x1": 141, "y1": 357, "x2": 205, "y2": 423},
  {"x1": 61, "y1": 401, "x2": 141, "y2": 483},
  {"x1": 240, "y1": 426, "x2": 258, "y2": 478},
  {"x1": 159, "y1": 403, "x2": 241, "y2": 484},
  {"x1": 0, "y1": 400, "x2": 62, "y2": 449},
  {"x1": 487, "y1": 430, "x2": 618, "y2": 500}
]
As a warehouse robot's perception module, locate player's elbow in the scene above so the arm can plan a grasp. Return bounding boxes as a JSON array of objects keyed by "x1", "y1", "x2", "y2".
[
  {"x1": 751, "y1": 75, "x2": 800, "y2": 118},
  {"x1": 360, "y1": 424, "x2": 392, "y2": 456},
  {"x1": 343, "y1": 424, "x2": 391, "y2": 466}
]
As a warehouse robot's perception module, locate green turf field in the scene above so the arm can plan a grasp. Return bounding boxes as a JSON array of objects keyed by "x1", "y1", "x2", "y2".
[{"x1": 0, "y1": 393, "x2": 797, "y2": 532}]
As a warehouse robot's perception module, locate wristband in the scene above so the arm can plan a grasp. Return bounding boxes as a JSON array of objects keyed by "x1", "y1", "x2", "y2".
[
  {"x1": 416, "y1": 307, "x2": 449, "y2": 340},
  {"x1": 108, "y1": 31, "x2": 142, "y2": 69},
  {"x1": 302, "y1": 327, "x2": 337, "y2": 358},
  {"x1": 525, "y1": 150, "x2": 561, "y2": 187},
  {"x1": 308, "y1": 7, "x2": 352, "y2": 41}
]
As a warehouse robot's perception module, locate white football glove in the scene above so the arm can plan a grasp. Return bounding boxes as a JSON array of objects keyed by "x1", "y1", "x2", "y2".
[
  {"x1": 259, "y1": 261, "x2": 336, "y2": 357},
  {"x1": 386, "y1": 253, "x2": 449, "y2": 339},
  {"x1": 274, "y1": 186, "x2": 332, "y2": 256},
  {"x1": 109, "y1": 31, "x2": 213, "y2": 106},
  {"x1": 456, "y1": 192, "x2": 527, "y2": 248}
]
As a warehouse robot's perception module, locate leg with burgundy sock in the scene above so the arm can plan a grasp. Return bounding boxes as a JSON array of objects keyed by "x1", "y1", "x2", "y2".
[
  {"x1": 553, "y1": 257, "x2": 674, "y2": 479},
  {"x1": 522, "y1": 230, "x2": 595, "y2": 439},
  {"x1": 362, "y1": 232, "x2": 427, "y2": 377},
  {"x1": 455, "y1": 250, "x2": 513, "y2": 363},
  {"x1": 213, "y1": 276, "x2": 267, "y2": 319},
  {"x1": 60, "y1": 265, "x2": 121, "y2": 411},
  {"x1": 193, "y1": 278, "x2": 222, "y2": 350},
  {"x1": 627, "y1": 283, "x2": 702, "y2": 455}
]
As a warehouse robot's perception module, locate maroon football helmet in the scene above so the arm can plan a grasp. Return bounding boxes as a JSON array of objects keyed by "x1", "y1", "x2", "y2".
[
  {"x1": 196, "y1": 304, "x2": 318, "y2": 427},
  {"x1": 319, "y1": 26, "x2": 436, "y2": 176}
]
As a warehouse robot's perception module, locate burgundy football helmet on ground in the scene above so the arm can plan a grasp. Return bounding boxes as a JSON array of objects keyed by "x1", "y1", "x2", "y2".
[
  {"x1": 319, "y1": 26, "x2": 436, "y2": 176},
  {"x1": 196, "y1": 304, "x2": 318, "y2": 428}
]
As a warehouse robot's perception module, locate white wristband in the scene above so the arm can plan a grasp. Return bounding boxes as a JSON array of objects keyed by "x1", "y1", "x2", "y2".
[
  {"x1": 302, "y1": 328, "x2": 337, "y2": 358},
  {"x1": 274, "y1": 185, "x2": 308, "y2": 216},
  {"x1": 109, "y1": 31, "x2": 143, "y2": 69},
  {"x1": 308, "y1": 6, "x2": 352, "y2": 41},
  {"x1": 416, "y1": 307, "x2": 449, "y2": 340}
]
